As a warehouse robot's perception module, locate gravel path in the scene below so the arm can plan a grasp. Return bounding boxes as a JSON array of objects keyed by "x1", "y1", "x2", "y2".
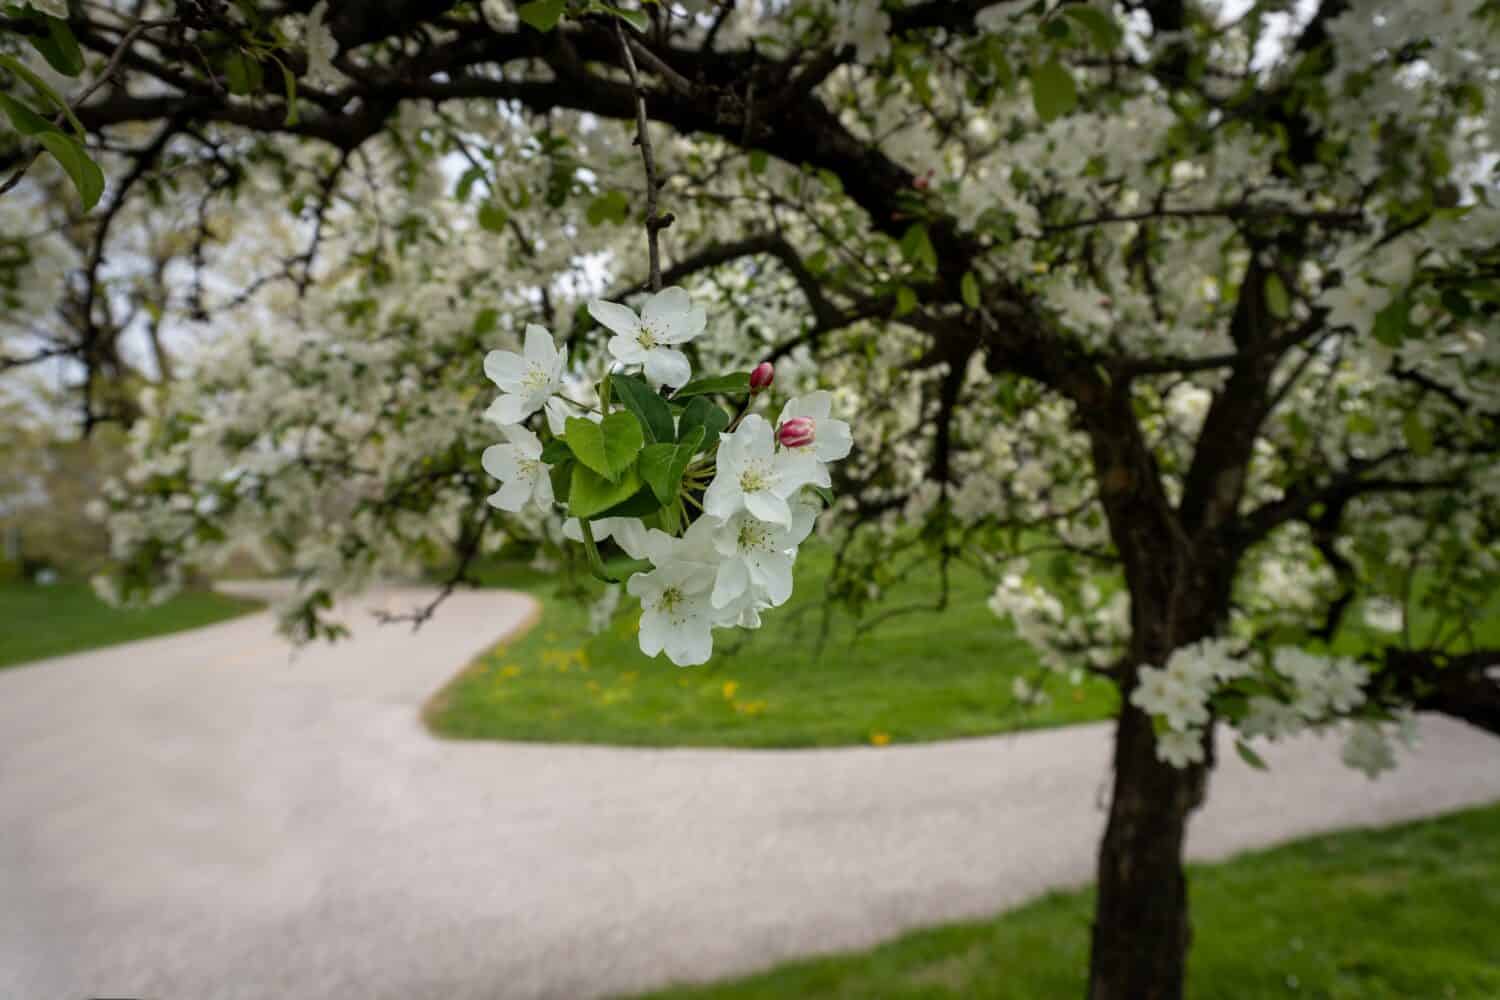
[{"x1": 2, "y1": 585, "x2": 1498, "y2": 1000}]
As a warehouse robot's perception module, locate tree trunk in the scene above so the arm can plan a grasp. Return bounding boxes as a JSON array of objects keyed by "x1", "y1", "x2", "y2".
[{"x1": 1087, "y1": 693, "x2": 1206, "y2": 1000}]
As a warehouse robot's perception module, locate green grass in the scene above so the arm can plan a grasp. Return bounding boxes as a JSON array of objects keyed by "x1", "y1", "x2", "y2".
[
  {"x1": 0, "y1": 580, "x2": 261, "y2": 669},
  {"x1": 426, "y1": 551, "x2": 1118, "y2": 748},
  {"x1": 636, "y1": 803, "x2": 1500, "y2": 999}
]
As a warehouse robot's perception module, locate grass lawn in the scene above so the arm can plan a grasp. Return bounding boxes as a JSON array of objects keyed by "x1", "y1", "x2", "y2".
[
  {"x1": 635, "y1": 802, "x2": 1500, "y2": 999},
  {"x1": 425, "y1": 551, "x2": 1118, "y2": 748},
  {"x1": 0, "y1": 580, "x2": 261, "y2": 669}
]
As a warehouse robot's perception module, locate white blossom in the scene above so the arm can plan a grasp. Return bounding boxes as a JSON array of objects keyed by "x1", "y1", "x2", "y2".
[
  {"x1": 484, "y1": 324, "x2": 568, "y2": 426},
  {"x1": 777, "y1": 391, "x2": 853, "y2": 488},
  {"x1": 589, "y1": 286, "x2": 705, "y2": 388},
  {"x1": 482, "y1": 424, "x2": 553, "y2": 512},
  {"x1": 703, "y1": 414, "x2": 821, "y2": 527}
]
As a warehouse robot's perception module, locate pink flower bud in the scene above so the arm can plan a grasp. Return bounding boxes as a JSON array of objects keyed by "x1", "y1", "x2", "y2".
[
  {"x1": 749, "y1": 362, "x2": 775, "y2": 393},
  {"x1": 778, "y1": 416, "x2": 815, "y2": 449}
]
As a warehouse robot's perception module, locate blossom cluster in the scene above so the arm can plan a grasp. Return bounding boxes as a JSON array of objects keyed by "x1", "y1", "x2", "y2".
[
  {"x1": 481, "y1": 286, "x2": 851, "y2": 666},
  {"x1": 1128, "y1": 637, "x2": 1414, "y2": 778}
]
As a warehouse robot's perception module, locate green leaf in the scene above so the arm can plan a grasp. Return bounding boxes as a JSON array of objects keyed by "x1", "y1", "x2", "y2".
[
  {"x1": 0, "y1": 93, "x2": 54, "y2": 136},
  {"x1": 811, "y1": 484, "x2": 836, "y2": 506},
  {"x1": 565, "y1": 412, "x2": 644, "y2": 483},
  {"x1": 1371, "y1": 297, "x2": 1409, "y2": 347},
  {"x1": 1402, "y1": 411, "x2": 1433, "y2": 456},
  {"x1": 961, "y1": 270, "x2": 981, "y2": 309},
  {"x1": 612, "y1": 373, "x2": 675, "y2": 444},
  {"x1": 280, "y1": 62, "x2": 300, "y2": 126},
  {"x1": 586, "y1": 189, "x2": 630, "y2": 226},
  {"x1": 569, "y1": 463, "x2": 643, "y2": 519},
  {"x1": 677, "y1": 396, "x2": 728, "y2": 446},
  {"x1": 478, "y1": 201, "x2": 509, "y2": 233},
  {"x1": 548, "y1": 459, "x2": 573, "y2": 503},
  {"x1": 539, "y1": 436, "x2": 573, "y2": 464},
  {"x1": 639, "y1": 426, "x2": 705, "y2": 504},
  {"x1": 518, "y1": 0, "x2": 567, "y2": 31},
  {"x1": 673, "y1": 372, "x2": 751, "y2": 398},
  {"x1": 1030, "y1": 57, "x2": 1078, "y2": 122},
  {"x1": 223, "y1": 51, "x2": 263, "y2": 96},
  {"x1": 0, "y1": 52, "x2": 83, "y2": 136},
  {"x1": 895, "y1": 285, "x2": 918, "y2": 317},
  {"x1": 28, "y1": 14, "x2": 85, "y2": 78},
  {"x1": 899, "y1": 223, "x2": 938, "y2": 272},
  {"x1": 1061, "y1": 6, "x2": 1123, "y2": 50},
  {"x1": 1234, "y1": 740, "x2": 1268, "y2": 771},
  {"x1": 1264, "y1": 272, "x2": 1291, "y2": 320},
  {"x1": 749, "y1": 149, "x2": 769, "y2": 175},
  {"x1": 596, "y1": 485, "x2": 663, "y2": 518},
  {"x1": 604, "y1": 5, "x2": 649, "y2": 32},
  {"x1": 472, "y1": 306, "x2": 499, "y2": 337},
  {"x1": 37, "y1": 131, "x2": 103, "y2": 210}
]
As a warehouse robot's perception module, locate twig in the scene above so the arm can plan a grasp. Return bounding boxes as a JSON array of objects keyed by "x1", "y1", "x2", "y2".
[{"x1": 614, "y1": 17, "x2": 672, "y2": 293}]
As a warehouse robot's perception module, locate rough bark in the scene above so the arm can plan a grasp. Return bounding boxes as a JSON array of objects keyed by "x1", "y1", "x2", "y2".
[{"x1": 1089, "y1": 696, "x2": 1205, "y2": 1000}]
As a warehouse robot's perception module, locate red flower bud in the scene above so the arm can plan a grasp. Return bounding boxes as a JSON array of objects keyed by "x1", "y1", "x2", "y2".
[
  {"x1": 778, "y1": 416, "x2": 816, "y2": 449},
  {"x1": 749, "y1": 361, "x2": 775, "y2": 393}
]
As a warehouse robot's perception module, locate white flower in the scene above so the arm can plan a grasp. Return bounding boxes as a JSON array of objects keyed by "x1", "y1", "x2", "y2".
[
  {"x1": 1341, "y1": 720, "x2": 1396, "y2": 778},
  {"x1": 626, "y1": 519, "x2": 720, "y2": 666},
  {"x1": 589, "y1": 286, "x2": 705, "y2": 388},
  {"x1": 588, "y1": 585, "x2": 621, "y2": 635},
  {"x1": 834, "y1": 0, "x2": 891, "y2": 64},
  {"x1": 1238, "y1": 695, "x2": 1302, "y2": 741},
  {"x1": 1156, "y1": 727, "x2": 1205, "y2": 768},
  {"x1": 710, "y1": 510, "x2": 798, "y2": 609},
  {"x1": 703, "y1": 414, "x2": 821, "y2": 526},
  {"x1": 482, "y1": 424, "x2": 553, "y2": 512},
  {"x1": 484, "y1": 324, "x2": 567, "y2": 426},
  {"x1": 1130, "y1": 666, "x2": 1209, "y2": 732},
  {"x1": 1362, "y1": 597, "x2": 1404, "y2": 633},
  {"x1": 777, "y1": 391, "x2": 853, "y2": 488},
  {"x1": 304, "y1": 1, "x2": 345, "y2": 89}
]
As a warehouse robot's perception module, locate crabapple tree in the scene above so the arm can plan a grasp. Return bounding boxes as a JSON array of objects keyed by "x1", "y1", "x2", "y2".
[{"x1": 3, "y1": 1, "x2": 1499, "y2": 997}]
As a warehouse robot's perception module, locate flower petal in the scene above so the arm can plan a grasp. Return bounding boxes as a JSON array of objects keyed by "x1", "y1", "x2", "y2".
[
  {"x1": 745, "y1": 489, "x2": 791, "y2": 526},
  {"x1": 711, "y1": 559, "x2": 750, "y2": 608},
  {"x1": 484, "y1": 349, "x2": 528, "y2": 391},
  {"x1": 815, "y1": 418, "x2": 853, "y2": 462},
  {"x1": 487, "y1": 477, "x2": 532, "y2": 512},
  {"x1": 643, "y1": 348, "x2": 692, "y2": 388},
  {"x1": 589, "y1": 299, "x2": 640, "y2": 337},
  {"x1": 481, "y1": 443, "x2": 522, "y2": 481},
  {"x1": 485, "y1": 393, "x2": 533, "y2": 426},
  {"x1": 523, "y1": 324, "x2": 556, "y2": 365},
  {"x1": 702, "y1": 474, "x2": 741, "y2": 520}
]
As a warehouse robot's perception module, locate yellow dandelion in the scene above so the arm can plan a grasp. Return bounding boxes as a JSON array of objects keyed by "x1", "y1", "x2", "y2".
[
  {"x1": 869, "y1": 731, "x2": 891, "y2": 746},
  {"x1": 498, "y1": 665, "x2": 522, "y2": 679},
  {"x1": 722, "y1": 680, "x2": 739, "y2": 700}
]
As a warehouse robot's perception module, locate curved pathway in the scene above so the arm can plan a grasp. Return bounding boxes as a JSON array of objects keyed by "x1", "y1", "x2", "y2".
[{"x1": 2, "y1": 585, "x2": 1499, "y2": 1000}]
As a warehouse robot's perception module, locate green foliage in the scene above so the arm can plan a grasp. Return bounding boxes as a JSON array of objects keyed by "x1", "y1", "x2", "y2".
[
  {"x1": 564, "y1": 411, "x2": 644, "y2": 483},
  {"x1": 637, "y1": 804, "x2": 1500, "y2": 998},
  {"x1": 961, "y1": 270, "x2": 981, "y2": 309},
  {"x1": 673, "y1": 372, "x2": 753, "y2": 398},
  {"x1": 586, "y1": 189, "x2": 631, "y2": 226},
  {"x1": 36, "y1": 131, "x2": 104, "y2": 210},
  {"x1": 677, "y1": 396, "x2": 729, "y2": 445},
  {"x1": 1061, "y1": 6, "x2": 1123, "y2": 51},
  {"x1": 1030, "y1": 57, "x2": 1077, "y2": 122},
  {"x1": 25, "y1": 12, "x2": 84, "y2": 77},
  {"x1": 569, "y1": 462, "x2": 644, "y2": 519},
  {"x1": 639, "y1": 426, "x2": 705, "y2": 504},
  {"x1": 612, "y1": 373, "x2": 676, "y2": 444},
  {"x1": 518, "y1": 0, "x2": 567, "y2": 31}
]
